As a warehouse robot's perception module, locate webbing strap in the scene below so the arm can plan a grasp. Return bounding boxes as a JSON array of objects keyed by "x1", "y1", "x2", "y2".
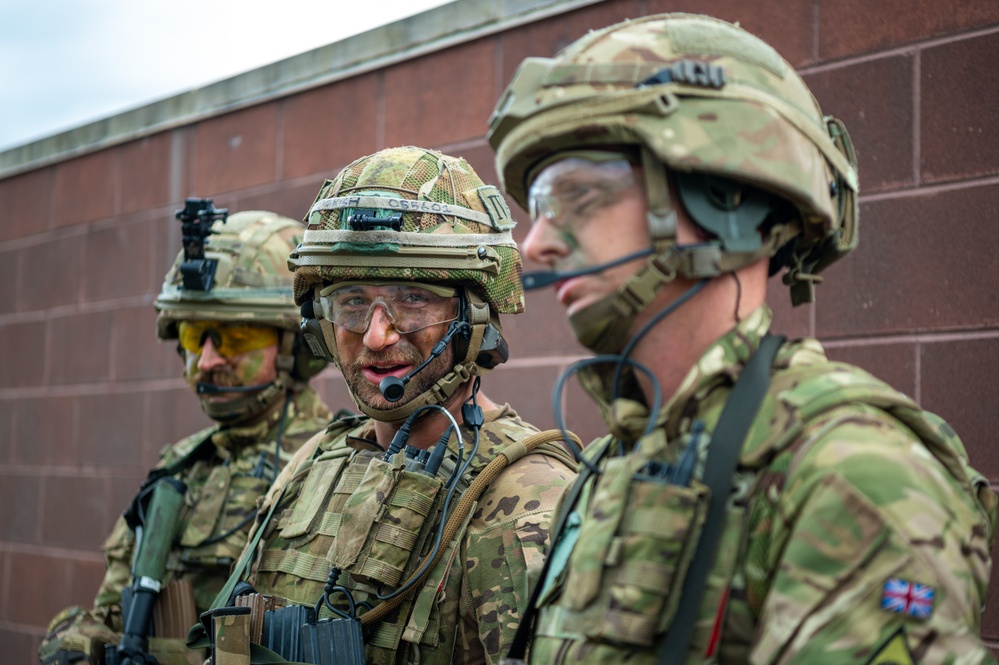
[
  {"x1": 258, "y1": 548, "x2": 330, "y2": 583},
  {"x1": 658, "y1": 334, "x2": 784, "y2": 663}
]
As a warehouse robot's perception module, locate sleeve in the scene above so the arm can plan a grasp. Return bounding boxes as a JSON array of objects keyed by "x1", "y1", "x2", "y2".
[
  {"x1": 460, "y1": 452, "x2": 576, "y2": 664},
  {"x1": 750, "y1": 407, "x2": 996, "y2": 665},
  {"x1": 92, "y1": 516, "x2": 135, "y2": 625}
]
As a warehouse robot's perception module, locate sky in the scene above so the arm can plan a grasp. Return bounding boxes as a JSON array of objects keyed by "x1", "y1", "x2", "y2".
[{"x1": 0, "y1": 0, "x2": 454, "y2": 151}]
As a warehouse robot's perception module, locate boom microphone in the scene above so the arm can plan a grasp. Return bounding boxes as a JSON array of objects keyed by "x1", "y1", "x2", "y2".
[
  {"x1": 379, "y1": 321, "x2": 469, "y2": 403},
  {"x1": 520, "y1": 248, "x2": 653, "y2": 291}
]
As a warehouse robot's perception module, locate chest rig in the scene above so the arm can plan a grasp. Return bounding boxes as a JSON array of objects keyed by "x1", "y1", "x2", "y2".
[
  {"x1": 241, "y1": 413, "x2": 576, "y2": 665},
  {"x1": 517, "y1": 341, "x2": 993, "y2": 665}
]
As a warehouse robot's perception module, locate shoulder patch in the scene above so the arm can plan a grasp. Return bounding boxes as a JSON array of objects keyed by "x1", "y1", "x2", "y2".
[{"x1": 865, "y1": 627, "x2": 914, "y2": 665}]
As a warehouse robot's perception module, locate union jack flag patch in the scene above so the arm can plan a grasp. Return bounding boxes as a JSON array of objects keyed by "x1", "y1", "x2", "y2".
[{"x1": 881, "y1": 578, "x2": 934, "y2": 619}]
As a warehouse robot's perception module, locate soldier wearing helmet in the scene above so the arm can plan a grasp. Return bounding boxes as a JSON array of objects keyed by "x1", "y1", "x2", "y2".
[
  {"x1": 192, "y1": 147, "x2": 576, "y2": 665},
  {"x1": 488, "y1": 13, "x2": 996, "y2": 665},
  {"x1": 39, "y1": 205, "x2": 333, "y2": 665}
]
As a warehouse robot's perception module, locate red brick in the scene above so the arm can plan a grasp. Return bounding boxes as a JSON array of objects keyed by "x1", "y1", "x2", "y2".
[
  {"x1": 500, "y1": 0, "x2": 644, "y2": 84},
  {"x1": 502, "y1": 285, "x2": 589, "y2": 359},
  {"x1": 281, "y1": 76, "x2": 380, "y2": 180},
  {"x1": 820, "y1": 0, "x2": 999, "y2": 60},
  {"x1": 40, "y1": 475, "x2": 112, "y2": 550},
  {"x1": 312, "y1": 374, "x2": 355, "y2": 421},
  {"x1": 0, "y1": 248, "x2": 19, "y2": 314},
  {"x1": 230, "y1": 180, "x2": 322, "y2": 223},
  {"x1": 76, "y1": 392, "x2": 146, "y2": 469},
  {"x1": 17, "y1": 234, "x2": 83, "y2": 311},
  {"x1": 52, "y1": 149, "x2": 117, "y2": 228},
  {"x1": 49, "y1": 311, "x2": 112, "y2": 385},
  {"x1": 4, "y1": 550, "x2": 74, "y2": 624},
  {"x1": 113, "y1": 305, "x2": 179, "y2": 381},
  {"x1": 146, "y1": 387, "x2": 213, "y2": 467},
  {"x1": 0, "y1": 472, "x2": 41, "y2": 543},
  {"x1": 0, "y1": 166, "x2": 54, "y2": 240},
  {"x1": 767, "y1": 285, "x2": 813, "y2": 340},
  {"x1": 13, "y1": 395, "x2": 77, "y2": 466},
  {"x1": 108, "y1": 475, "x2": 145, "y2": 535},
  {"x1": 921, "y1": 32, "x2": 999, "y2": 183},
  {"x1": 119, "y1": 132, "x2": 173, "y2": 214},
  {"x1": 384, "y1": 40, "x2": 497, "y2": 148},
  {"x1": 562, "y1": 367, "x2": 613, "y2": 447},
  {"x1": 152, "y1": 207, "x2": 186, "y2": 291},
  {"x1": 920, "y1": 336, "x2": 999, "y2": 482},
  {"x1": 814, "y1": 184, "x2": 999, "y2": 338},
  {"x1": 488, "y1": 364, "x2": 564, "y2": 432},
  {"x1": 0, "y1": 626, "x2": 42, "y2": 665},
  {"x1": 0, "y1": 321, "x2": 46, "y2": 388},
  {"x1": 0, "y1": 399, "x2": 12, "y2": 462},
  {"x1": 803, "y1": 56, "x2": 916, "y2": 193},
  {"x1": 82, "y1": 218, "x2": 154, "y2": 301},
  {"x1": 192, "y1": 104, "x2": 279, "y2": 195},
  {"x1": 71, "y1": 557, "x2": 106, "y2": 609},
  {"x1": 448, "y1": 142, "x2": 500, "y2": 195},
  {"x1": 823, "y1": 342, "x2": 917, "y2": 398},
  {"x1": 646, "y1": 0, "x2": 814, "y2": 67}
]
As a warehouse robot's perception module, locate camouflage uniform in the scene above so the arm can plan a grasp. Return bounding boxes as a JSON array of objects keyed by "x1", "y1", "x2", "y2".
[
  {"x1": 41, "y1": 390, "x2": 331, "y2": 665},
  {"x1": 487, "y1": 12, "x2": 997, "y2": 665},
  {"x1": 195, "y1": 148, "x2": 578, "y2": 665},
  {"x1": 238, "y1": 405, "x2": 575, "y2": 664},
  {"x1": 39, "y1": 209, "x2": 332, "y2": 665},
  {"x1": 526, "y1": 307, "x2": 996, "y2": 664}
]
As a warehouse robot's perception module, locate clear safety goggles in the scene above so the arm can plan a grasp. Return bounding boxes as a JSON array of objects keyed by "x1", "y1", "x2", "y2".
[
  {"x1": 177, "y1": 321, "x2": 279, "y2": 357},
  {"x1": 318, "y1": 281, "x2": 461, "y2": 334},
  {"x1": 528, "y1": 155, "x2": 637, "y2": 231}
]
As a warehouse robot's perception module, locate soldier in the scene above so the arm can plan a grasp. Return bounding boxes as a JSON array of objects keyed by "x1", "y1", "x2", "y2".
[
  {"x1": 194, "y1": 146, "x2": 577, "y2": 665},
  {"x1": 488, "y1": 13, "x2": 997, "y2": 665},
  {"x1": 39, "y1": 207, "x2": 333, "y2": 665}
]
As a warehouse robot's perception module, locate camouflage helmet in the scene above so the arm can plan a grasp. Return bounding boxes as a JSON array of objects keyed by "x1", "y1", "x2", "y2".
[
  {"x1": 156, "y1": 209, "x2": 306, "y2": 337},
  {"x1": 488, "y1": 13, "x2": 859, "y2": 322},
  {"x1": 156, "y1": 209, "x2": 326, "y2": 423},
  {"x1": 289, "y1": 146, "x2": 522, "y2": 421}
]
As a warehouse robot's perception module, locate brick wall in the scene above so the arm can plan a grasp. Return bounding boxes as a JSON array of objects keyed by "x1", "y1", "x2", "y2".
[{"x1": 1, "y1": 0, "x2": 997, "y2": 660}]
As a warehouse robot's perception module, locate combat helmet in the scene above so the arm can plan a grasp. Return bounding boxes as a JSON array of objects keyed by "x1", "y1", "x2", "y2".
[
  {"x1": 290, "y1": 146, "x2": 522, "y2": 422},
  {"x1": 156, "y1": 205, "x2": 327, "y2": 423},
  {"x1": 489, "y1": 13, "x2": 859, "y2": 353}
]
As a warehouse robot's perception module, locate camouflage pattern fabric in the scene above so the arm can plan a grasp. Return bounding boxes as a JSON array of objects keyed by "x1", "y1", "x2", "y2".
[
  {"x1": 38, "y1": 388, "x2": 332, "y2": 665},
  {"x1": 291, "y1": 146, "x2": 525, "y2": 316},
  {"x1": 528, "y1": 306, "x2": 996, "y2": 665},
  {"x1": 237, "y1": 406, "x2": 576, "y2": 665}
]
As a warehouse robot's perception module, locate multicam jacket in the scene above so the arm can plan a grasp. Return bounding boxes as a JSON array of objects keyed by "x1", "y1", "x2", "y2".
[
  {"x1": 528, "y1": 307, "x2": 996, "y2": 665},
  {"x1": 235, "y1": 405, "x2": 576, "y2": 665},
  {"x1": 38, "y1": 388, "x2": 331, "y2": 665}
]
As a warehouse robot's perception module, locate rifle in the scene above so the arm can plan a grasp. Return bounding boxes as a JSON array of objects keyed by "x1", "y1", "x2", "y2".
[{"x1": 107, "y1": 477, "x2": 187, "y2": 665}]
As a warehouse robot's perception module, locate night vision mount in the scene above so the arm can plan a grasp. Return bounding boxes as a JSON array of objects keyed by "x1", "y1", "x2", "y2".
[{"x1": 176, "y1": 197, "x2": 229, "y2": 291}]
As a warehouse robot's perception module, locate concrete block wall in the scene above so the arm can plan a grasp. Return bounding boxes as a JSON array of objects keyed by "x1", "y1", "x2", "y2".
[{"x1": 1, "y1": 0, "x2": 997, "y2": 660}]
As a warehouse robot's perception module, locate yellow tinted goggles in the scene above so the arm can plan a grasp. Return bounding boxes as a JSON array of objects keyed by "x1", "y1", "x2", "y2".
[{"x1": 177, "y1": 321, "x2": 279, "y2": 357}]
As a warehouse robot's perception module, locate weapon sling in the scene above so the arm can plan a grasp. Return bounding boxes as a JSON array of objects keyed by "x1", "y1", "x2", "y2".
[{"x1": 503, "y1": 334, "x2": 784, "y2": 664}]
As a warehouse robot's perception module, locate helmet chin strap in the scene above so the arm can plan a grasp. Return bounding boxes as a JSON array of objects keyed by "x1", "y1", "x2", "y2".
[
  {"x1": 333, "y1": 291, "x2": 496, "y2": 424},
  {"x1": 197, "y1": 332, "x2": 299, "y2": 426}
]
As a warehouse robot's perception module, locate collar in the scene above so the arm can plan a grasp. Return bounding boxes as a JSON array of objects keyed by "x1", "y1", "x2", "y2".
[{"x1": 658, "y1": 305, "x2": 773, "y2": 437}]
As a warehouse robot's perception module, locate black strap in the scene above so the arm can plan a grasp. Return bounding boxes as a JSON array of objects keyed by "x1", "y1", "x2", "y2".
[{"x1": 658, "y1": 333, "x2": 784, "y2": 663}]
